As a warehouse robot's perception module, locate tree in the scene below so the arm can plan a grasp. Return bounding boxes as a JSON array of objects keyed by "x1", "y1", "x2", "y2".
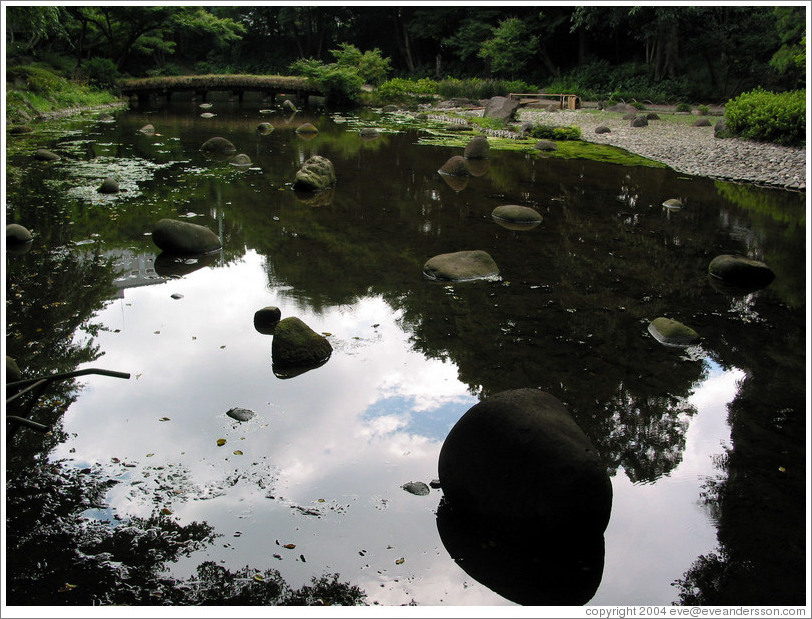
[
  {"x1": 5, "y1": 5, "x2": 65, "y2": 52},
  {"x1": 770, "y1": 6, "x2": 806, "y2": 87},
  {"x1": 478, "y1": 17, "x2": 539, "y2": 78}
]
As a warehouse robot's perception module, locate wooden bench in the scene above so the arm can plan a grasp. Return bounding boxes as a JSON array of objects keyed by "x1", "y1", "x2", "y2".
[{"x1": 509, "y1": 92, "x2": 580, "y2": 110}]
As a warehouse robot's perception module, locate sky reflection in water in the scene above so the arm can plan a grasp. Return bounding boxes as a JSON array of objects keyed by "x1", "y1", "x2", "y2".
[{"x1": 50, "y1": 248, "x2": 741, "y2": 606}]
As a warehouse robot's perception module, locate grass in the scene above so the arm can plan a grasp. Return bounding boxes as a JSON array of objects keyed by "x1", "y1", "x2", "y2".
[
  {"x1": 6, "y1": 64, "x2": 124, "y2": 125},
  {"x1": 117, "y1": 74, "x2": 314, "y2": 92}
]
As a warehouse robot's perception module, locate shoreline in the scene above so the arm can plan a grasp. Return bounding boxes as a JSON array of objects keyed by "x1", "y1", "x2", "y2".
[{"x1": 516, "y1": 107, "x2": 807, "y2": 192}]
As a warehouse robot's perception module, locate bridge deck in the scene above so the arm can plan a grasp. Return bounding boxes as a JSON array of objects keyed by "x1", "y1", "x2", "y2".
[{"x1": 117, "y1": 74, "x2": 322, "y2": 104}]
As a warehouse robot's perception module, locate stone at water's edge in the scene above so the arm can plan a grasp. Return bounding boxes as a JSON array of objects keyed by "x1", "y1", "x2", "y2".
[
  {"x1": 292, "y1": 155, "x2": 336, "y2": 191},
  {"x1": 464, "y1": 136, "x2": 490, "y2": 159},
  {"x1": 708, "y1": 254, "x2": 775, "y2": 290},
  {"x1": 256, "y1": 122, "x2": 274, "y2": 135},
  {"x1": 533, "y1": 140, "x2": 557, "y2": 151},
  {"x1": 663, "y1": 198, "x2": 683, "y2": 209},
  {"x1": 295, "y1": 122, "x2": 318, "y2": 135},
  {"x1": 483, "y1": 96, "x2": 519, "y2": 122},
  {"x1": 271, "y1": 316, "x2": 332, "y2": 369},
  {"x1": 423, "y1": 250, "x2": 499, "y2": 281},
  {"x1": 438, "y1": 388, "x2": 613, "y2": 532},
  {"x1": 151, "y1": 218, "x2": 222, "y2": 255},
  {"x1": 647, "y1": 317, "x2": 701, "y2": 347},
  {"x1": 7, "y1": 356, "x2": 22, "y2": 382}
]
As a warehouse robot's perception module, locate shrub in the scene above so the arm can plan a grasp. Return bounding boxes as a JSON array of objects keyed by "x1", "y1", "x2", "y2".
[
  {"x1": 377, "y1": 77, "x2": 438, "y2": 101},
  {"x1": 530, "y1": 124, "x2": 582, "y2": 141},
  {"x1": 725, "y1": 88, "x2": 805, "y2": 146},
  {"x1": 331, "y1": 43, "x2": 391, "y2": 86},
  {"x1": 697, "y1": 104, "x2": 710, "y2": 115},
  {"x1": 437, "y1": 78, "x2": 536, "y2": 100},
  {"x1": 80, "y1": 57, "x2": 119, "y2": 89},
  {"x1": 676, "y1": 103, "x2": 692, "y2": 113}
]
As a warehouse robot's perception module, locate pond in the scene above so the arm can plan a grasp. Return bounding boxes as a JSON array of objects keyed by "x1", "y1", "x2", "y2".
[{"x1": 4, "y1": 95, "x2": 807, "y2": 608}]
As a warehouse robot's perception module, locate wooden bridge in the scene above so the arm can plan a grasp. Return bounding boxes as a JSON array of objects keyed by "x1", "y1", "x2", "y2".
[{"x1": 117, "y1": 74, "x2": 323, "y2": 106}]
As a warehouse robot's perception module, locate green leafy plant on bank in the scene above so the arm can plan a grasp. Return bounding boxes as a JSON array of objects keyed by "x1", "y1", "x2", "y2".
[
  {"x1": 724, "y1": 88, "x2": 805, "y2": 147},
  {"x1": 530, "y1": 124, "x2": 582, "y2": 140},
  {"x1": 437, "y1": 78, "x2": 536, "y2": 100}
]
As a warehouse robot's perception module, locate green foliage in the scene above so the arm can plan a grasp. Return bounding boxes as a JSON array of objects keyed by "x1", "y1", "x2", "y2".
[
  {"x1": 467, "y1": 116, "x2": 508, "y2": 131},
  {"x1": 290, "y1": 58, "x2": 363, "y2": 107},
  {"x1": 376, "y1": 78, "x2": 438, "y2": 103},
  {"x1": 478, "y1": 17, "x2": 538, "y2": 78},
  {"x1": 529, "y1": 124, "x2": 582, "y2": 141},
  {"x1": 676, "y1": 103, "x2": 692, "y2": 113},
  {"x1": 79, "y1": 57, "x2": 120, "y2": 89},
  {"x1": 331, "y1": 43, "x2": 392, "y2": 85},
  {"x1": 724, "y1": 88, "x2": 806, "y2": 146},
  {"x1": 697, "y1": 105, "x2": 710, "y2": 116},
  {"x1": 769, "y1": 7, "x2": 805, "y2": 85},
  {"x1": 437, "y1": 78, "x2": 536, "y2": 100}
]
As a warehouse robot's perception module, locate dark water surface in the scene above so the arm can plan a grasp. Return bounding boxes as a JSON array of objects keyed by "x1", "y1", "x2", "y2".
[{"x1": 4, "y1": 98, "x2": 808, "y2": 607}]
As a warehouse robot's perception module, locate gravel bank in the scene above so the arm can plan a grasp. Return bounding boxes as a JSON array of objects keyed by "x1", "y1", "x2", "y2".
[{"x1": 517, "y1": 108, "x2": 807, "y2": 191}]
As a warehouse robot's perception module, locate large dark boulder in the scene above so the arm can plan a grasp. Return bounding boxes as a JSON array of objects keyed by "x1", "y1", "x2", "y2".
[
  {"x1": 463, "y1": 136, "x2": 490, "y2": 159},
  {"x1": 438, "y1": 155, "x2": 470, "y2": 177},
  {"x1": 423, "y1": 250, "x2": 499, "y2": 281},
  {"x1": 438, "y1": 388, "x2": 613, "y2": 533},
  {"x1": 708, "y1": 254, "x2": 775, "y2": 290},
  {"x1": 292, "y1": 155, "x2": 336, "y2": 191},
  {"x1": 630, "y1": 116, "x2": 648, "y2": 127},
  {"x1": 483, "y1": 96, "x2": 519, "y2": 122},
  {"x1": 151, "y1": 219, "x2": 221, "y2": 255},
  {"x1": 271, "y1": 317, "x2": 333, "y2": 372}
]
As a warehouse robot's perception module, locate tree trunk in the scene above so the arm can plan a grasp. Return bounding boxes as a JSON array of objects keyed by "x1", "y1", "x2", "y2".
[{"x1": 392, "y1": 8, "x2": 415, "y2": 73}]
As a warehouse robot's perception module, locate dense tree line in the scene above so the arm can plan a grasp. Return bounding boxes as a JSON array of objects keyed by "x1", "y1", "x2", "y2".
[{"x1": 5, "y1": 5, "x2": 805, "y2": 100}]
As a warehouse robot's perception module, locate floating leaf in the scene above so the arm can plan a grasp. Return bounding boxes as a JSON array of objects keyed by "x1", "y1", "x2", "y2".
[
  {"x1": 283, "y1": 543, "x2": 296, "y2": 549},
  {"x1": 159, "y1": 417, "x2": 171, "y2": 422},
  {"x1": 160, "y1": 508, "x2": 172, "y2": 515},
  {"x1": 59, "y1": 583, "x2": 77, "y2": 592},
  {"x1": 395, "y1": 557, "x2": 405, "y2": 565},
  {"x1": 321, "y1": 332, "x2": 332, "y2": 337},
  {"x1": 233, "y1": 450, "x2": 243, "y2": 455},
  {"x1": 217, "y1": 438, "x2": 226, "y2": 446},
  {"x1": 146, "y1": 453, "x2": 154, "y2": 457},
  {"x1": 154, "y1": 331, "x2": 160, "y2": 334},
  {"x1": 317, "y1": 498, "x2": 326, "y2": 503},
  {"x1": 220, "y1": 345, "x2": 226, "y2": 349},
  {"x1": 135, "y1": 373, "x2": 143, "y2": 379},
  {"x1": 111, "y1": 457, "x2": 120, "y2": 463},
  {"x1": 778, "y1": 466, "x2": 787, "y2": 473},
  {"x1": 253, "y1": 574, "x2": 265, "y2": 582},
  {"x1": 300, "y1": 554, "x2": 306, "y2": 562}
]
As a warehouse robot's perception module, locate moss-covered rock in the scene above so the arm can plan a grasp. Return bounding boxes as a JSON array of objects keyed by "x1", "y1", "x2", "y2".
[
  {"x1": 423, "y1": 250, "x2": 499, "y2": 281},
  {"x1": 708, "y1": 254, "x2": 775, "y2": 290},
  {"x1": 254, "y1": 306, "x2": 282, "y2": 334},
  {"x1": 200, "y1": 136, "x2": 236, "y2": 155},
  {"x1": 7, "y1": 223, "x2": 33, "y2": 244},
  {"x1": 464, "y1": 136, "x2": 490, "y2": 159},
  {"x1": 151, "y1": 218, "x2": 222, "y2": 255},
  {"x1": 492, "y1": 205, "x2": 543, "y2": 230},
  {"x1": 271, "y1": 316, "x2": 332, "y2": 372},
  {"x1": 647, "y1": 317, "x2": 701, "y2": 347},
  {"x1": 292, "y1": 155, "x2": 336, "y2": 191},
  {"x1": 97, "y1": 176, "x2": 120, "y2": 194},
  {"x1": 34, "y1": 149, "x2": 60, "y2": 161}
]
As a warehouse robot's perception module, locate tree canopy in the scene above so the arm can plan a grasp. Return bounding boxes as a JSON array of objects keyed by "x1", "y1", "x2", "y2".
[{"x1": 4, "y1": 4, "x2": 805, "y2": 99}]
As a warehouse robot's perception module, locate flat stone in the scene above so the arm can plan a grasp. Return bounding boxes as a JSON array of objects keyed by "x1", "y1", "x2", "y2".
[
  {"x1": 423, "y1": 250, "x2": 499, "y2": 282},
  {"x1": 647, "y1": 317, "x2": 701, "y2": 347}
]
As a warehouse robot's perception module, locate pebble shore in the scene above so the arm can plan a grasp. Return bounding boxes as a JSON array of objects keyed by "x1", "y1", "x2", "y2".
[{"x1": 516, "y1": 108, "x2": 807, "y2": 191}]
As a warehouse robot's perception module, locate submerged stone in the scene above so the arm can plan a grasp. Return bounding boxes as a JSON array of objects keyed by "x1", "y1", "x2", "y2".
[
  {"x1": 423, "y1": 250, "x2": 499, "y2": 281},
  {"x1": 34, "y1": 149, "x2": 60, "y2": 161},
  {"x1": 254, "y1": 306, "x2": 282, "y2": 334},
  {"x1": 7, "y1": 223, "x2": 33, "y2": 244},
  {"x1": 464, "y1": 136, "x2": 490, "y2": 159},
  {"x1": 226, "y1": 407, "x2": 256, "y2": 422},
  {"x1": 647, "y1": 317, "x2": 701, "y2": 347},
  {"x1": 151, "y1": 218, "x2": 222, "y2": 255},
  {"x1": 201, "y1": 136, "x2": 236, "y2": 155},
  {"x1": 663, "y1": 198, "x2": 683, "y2": 209},
  {"x1": 708, "y1": 254, "x2": 775, "y2": 290},
  {"x1": 295, "y1": 123, "x2": 318, "y2": 135},
  {"x1": 492, "y1": 204, "x2": 543, "y2": 230},
  {"x1": 402, "y1": 481, "x2": 431, "y2": 496}
]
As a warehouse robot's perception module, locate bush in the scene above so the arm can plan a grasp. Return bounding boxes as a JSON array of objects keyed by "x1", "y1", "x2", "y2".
[
  {"x1": 331, "y1": 43, "x2": 391, "y2": 86},
  {"x1": 80, "y1": 57, "x2": 119, "y2": 89},
  {"x1": 725, "y1": 88, "x2": 805, "y2": 146},
  {"x1": 530, "y1": 124, "x2": 582, "y2": 141},
  {"x1": 290, "y1": 57, "x2": 363, "y2": 107},
  {"x1": 376, "y1": 78, "x2": 438, "y2": 102},
  {"x1": 676, "y1": 103, "x2": 692, "y2": 113},
  {"x1": 437, "y1": 78, "x2": 536, "y2": 100}
]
